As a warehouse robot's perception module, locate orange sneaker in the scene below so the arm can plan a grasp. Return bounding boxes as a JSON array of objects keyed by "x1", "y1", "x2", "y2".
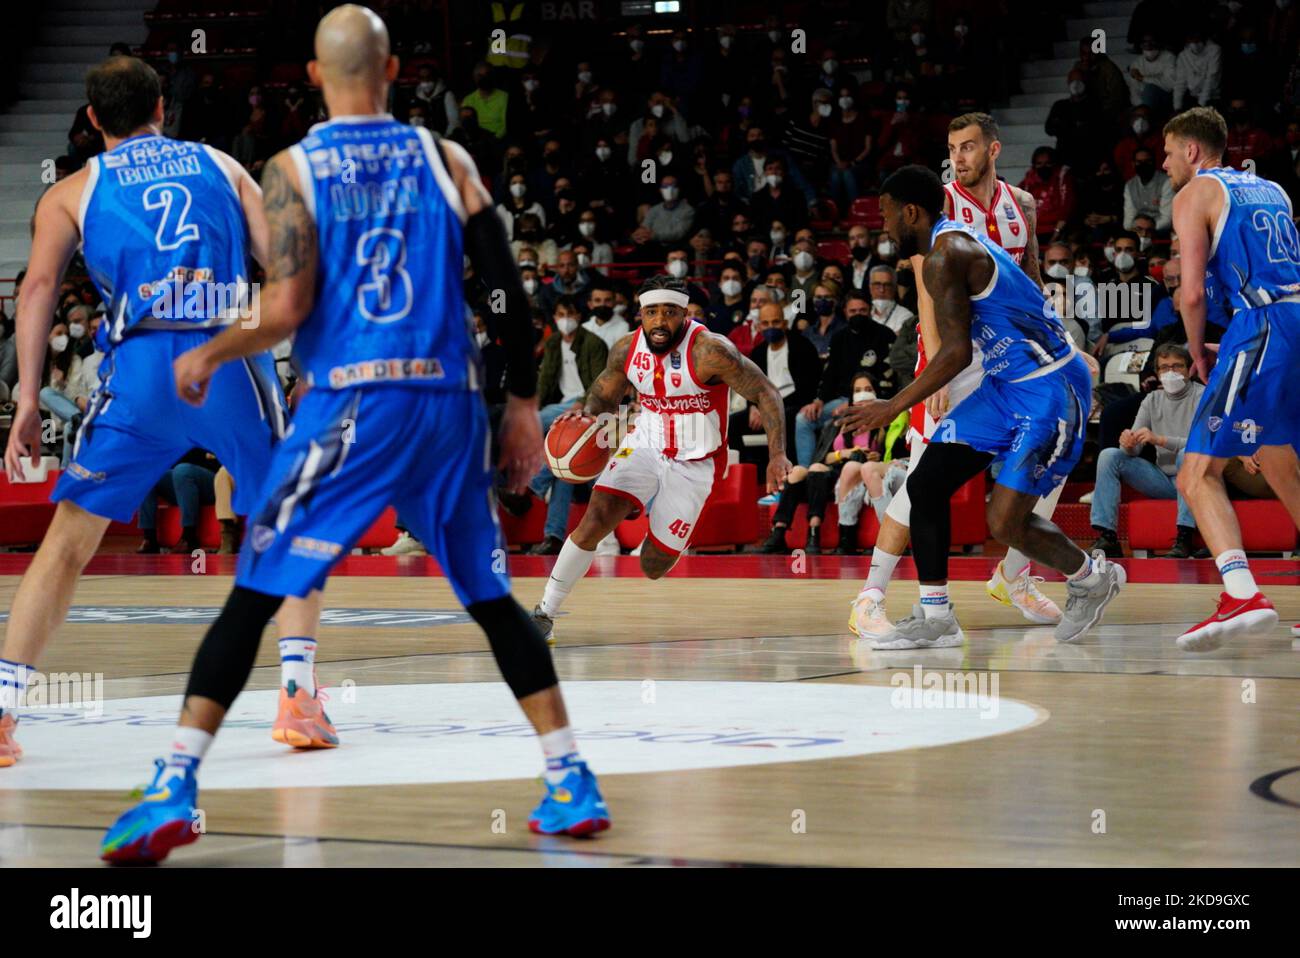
[
  {"x1": 271, "y1": 680, "x2": 339, "y2": 749},
  {"x1": 0, "y1": 712, "x2": 22, "y2": 767}
]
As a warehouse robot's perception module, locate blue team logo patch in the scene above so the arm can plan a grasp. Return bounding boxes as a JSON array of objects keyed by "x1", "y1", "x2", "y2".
[
  {"x1": 1208, "y1": 416, "x2": 1223, "y2": 433},
  {"x1": 250, "y1": 524, "x2": 277, "y2": 553}
]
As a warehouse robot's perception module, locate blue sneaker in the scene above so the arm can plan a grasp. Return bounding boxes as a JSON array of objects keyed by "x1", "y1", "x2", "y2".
[
  {"x1": 101, "y1": 758, "x2": 201, "y2": 864},
  {"x1": 757, "y1": 493, "x2": 779, "y2": 507},
  {"x1": 528, "y1": 760, "x2": 611, "y2": 836}
]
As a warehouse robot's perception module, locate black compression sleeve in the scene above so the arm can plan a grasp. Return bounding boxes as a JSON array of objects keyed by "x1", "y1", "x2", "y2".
[{"x1": 463, "y1": 207, "x2": 537, "y2": 399}]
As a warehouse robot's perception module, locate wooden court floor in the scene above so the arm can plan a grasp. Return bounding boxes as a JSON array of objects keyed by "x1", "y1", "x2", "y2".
[{"x1": 1, "y1": 565, "x2": 1297, "y2": 867}]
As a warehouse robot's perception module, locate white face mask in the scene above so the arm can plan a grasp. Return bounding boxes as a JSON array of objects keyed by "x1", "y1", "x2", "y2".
[
  {"x1": 1103, "y1": 244, "x2": 1116, "y2": 263},
  {"x1": 1132, "y1": 117, "x2": 1150, "y2": 136},
  {"x1": 556, "y1": 317, "x2": 579, "y2": 336},
  {"x1": 577, "y1": 71, "x2": 592, "y2": 84},
  {"x1": 822, "y1": 59, "x2": 837, "y2": 74},
  {"x1": 523, "y1": 79, "x2": 539, "y2": 92},
  {"x1": 1045, "y1": 263, "x2": 1070, "y2": 280},
  {"x1": 672, "y1": 39, "x2": 686, "y2": 53},
  {"x1": 595, "y1": 146, "x2": 611, "y2": 162},
  {"x1": 509, "y1": 182, "x2": 527, "y2": 198},
  {"x1": 765, "y1": 173, "x2": 782, "y2": 190},
  {"x1": 667, "y1": 259, "x2": 688, "y2": 278},
  {"x1": 651, "y1": 103, "x2": 665, "y2": 118},
  {"x1": 1114, "y1": 251, "x2": 1136, "y2": 272},
  {"x1": 877, "y1": 239, "x2": 896, "y2": 258},
  {"x1": 68, "y1": 322, "x2": 86, "y2": 339},
  {"x1": 409, "y1": 116, "x2": 426, "y2": 128},
  {"x1": 576, "y1": 252, "x2": 591, "y2": 268},
  {"x1": 793, "y1": 251, "x2": 815, "y2": 271},
  {"x1": 720, "y1": 279, "x2": 742, "y2": 297},
  {"x1": 613, "y1": 304, "x2": 627, "y2": 318},
  {"x1": 767, "y1": 29, "x2": 781, "y2": 43},
  {"x1": 1138, "y1": 235, "x2": 1152, "y2": 252},
  {"x1": 817, "y1": 103, "x2": 833, "y2": 118},
  {"x1": 838, "y1": 96, "x2": 854, "y2": 111},
  {"x1": 475, "y1": 331, "x2": 490, "y2": 348},
  {"x1": 852, "y1": 390, "x2": 875, "y2": 403},
  {"x1": 1068, "y1": 80, "x2": 1085, "y2": 96},
  {"x1": 872, "y1": 297, "x2": 894, "y2": 314},
  {"x1": 50, "y1": 334, "x2": 68, "y2": 353},
  {"x1": 660, "y1": 185, "x2": 679, "y2": 202},
  {"x1": 630, "y1": 39, "x2": 644, "y2": 53},
  {"x1": 578, "y1": 220, "x2": 596, "y2": 237},
  {"x1": 417, "y1": 81, "x2": 436, "y2": 97},
  {"x1": 601, "y1": 102, "x2": 616, "y2": 117},
  {"x1": 911, "y1": 31, "x2": 926, "y2": 46},
  {"x1": 658, "y1": 150, "x2": 673, "y2": 166},
  {"x1": 1160, "y1": 371, "x2": 1187, "y2": 394},
  {"x1": 783, "y1": 303, "x2": 799, "y2": 322},
  {"x1": 1074, "y1": 265, "x2": 1091, "y2": 278},
  {"x1": 522, "y1": 278, "x2": 538, "y2": 295},
  {"x1": 746, "y1": 307, "x2": 760, "y2": 323},
  {"x1": 719, "y1": 35, "x2": 733, "y2": 49}
]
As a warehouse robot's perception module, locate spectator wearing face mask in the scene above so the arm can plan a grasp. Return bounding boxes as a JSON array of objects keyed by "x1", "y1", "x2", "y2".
[
  {"x1": 829, "y1": 87, "x2": 871, "y2": 208},
  {"x1": 540, "y1": 249, "x2": 591, "y2": 311},
  {"x1": 730, "y1": 285, "x2": 776, "y2": 356},
  {"x1": 730, "y1": 126, "x2": 816, "y2": 205},
  {"x1": 659, "y1": 32, "x2": 703, "y2": 118},
  {"x1": 731, "y1": 301, "x2": 821, "y2": 466},
  {"x1": 1123, "y1": 147, "x2": 1173, "y2": 231},
  {"x1": 1089, "y1": 344, "x2": 1203, "y2": 559},
  {"x1": 782, "y1": 90, "x2": 836, "y2": 191},
  {"x1": 548, "y1": 183, "x2": 582, "y2": 247},
  {"x1": 748, "y1": 157, "x2": 809, "y2": 234},
  {"x1": 1173, "y1": 29, "x2": 1222, "y2": 110},
  {"x1": 497, "y1": 174, "x2": 547, "y2": 240},
  {"x1": 462, "y1": 63, "x2": 508, "y2": 139},
  {"x1": 1224, "y1": 99, "x2": 1274, "y2": 172},
  {"x1": 707, "y1": 262, "x2": 750, "y2": 333},
  {"x1": 1113, "y1": 106, "x2": 1164, "y2": 181},
  {"x1": 626, "y1": 92, "x2": 690, "y2": 166},
  {"x1": 866, "y1": 265, "x2": 915, "y2": 335},
  {"x1": 408, "y1": 65, "x2": 457, "y2": 135},
  {"x1": 1223, "y1": 26, "x2": 1275, "y2": 99},
  {"x1": 574, "y1": 212, "x2": 613, "y2": 274},
  {"x1": 873, "y1": 87, "x2": 928, "y2": 176},
  {"x1": 1080, "y1": 160, "x2": 1125, "y2": 243},
  {"x1": 803, "y1": 281, "x2": 845, "y2": 359},
  {"x1": 37, "y1": 320, "x2": 88, "y2": 466},
  {"x1": 1042, "y1": 242, "x2": 1099, "y2": 344},
  {"x1": 1018, "y1": 147, "x2": 1076, "y2": 244},
  {"x1": 1074, "y1": 35, "x2": 1130, "y2": 119},
  {"x1": 788, "y1": 240, "x2": 821, "y2": 307},
  {"x1": 695, "y1": 169, "x2": 748, "y2": 237},
  {"x1": 631, "y1": 174, "x2": 695, "y2": 254},
  {"x1": 795, "y1": 291, "x2": 896, "y2": 467},
  {"x1": 515, "y1": 67, "x2": 558, "y2": 148},
  {"x1": 844, "y1": 226, "x2": 875, "y2": 292},
  {"x1": 581, "y1": 282, "x2": 629, "y2": 350},
  {"x1": 510, "y1": 214, "x2": 557, "y2": 266},
  {"x1": 1092, "y1": 230, "x2": 1166, "y2": 357},
  {"x1": 1046, "y1": 70, "x2": 1108, "y2": 172},
  {"x1": 579, "y1": 137, "x2": 632, "y2": 229},
  {"x1": 1125, "y1": 35, "x2": 1176, "y2": 112}
]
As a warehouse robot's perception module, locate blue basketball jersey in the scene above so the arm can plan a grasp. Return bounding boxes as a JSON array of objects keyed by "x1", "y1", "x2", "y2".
[
  {"x1": 1198, "y1": 166, "x2": 1300, "y2": 312},
  {"x1": 287, "y1": 115, "x2": 475, "y2": 392},
  {"x1": 932, "y1": 216, "x2": 1074, "y2": 381},
  {"x1": 79, "y1": 133, "x2": 253, "y2": 345}
]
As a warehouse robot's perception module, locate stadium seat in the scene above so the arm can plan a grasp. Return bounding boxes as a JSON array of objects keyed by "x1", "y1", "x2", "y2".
[
  {"x1": 809, "y1": 198, "x2": 839, "y2": 232},
  {"x1": 0, "y1": 471, "x2": 60, "y2": 547},
  {"x1": 156, "y1": 504, "x2": 222, "y2": 550},
  {"x1": 1127, "y1": 498, "x2": 1297, "y2": 555},
  {"x1": 355, "y1": 507, "x2": 399, "y2": 550},
  {"x1": 817, "y1": 239, "x2": 850, "y2": 264},
  {"x1": 847, "y1": 196, "x2": 883, "y2": 229}
]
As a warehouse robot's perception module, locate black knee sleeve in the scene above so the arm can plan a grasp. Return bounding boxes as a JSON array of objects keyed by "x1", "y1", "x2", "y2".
[
  {"x1": 468, "y1": 596, "x2": 559, "y2": 700},
  {"x1": 907, "y1": 443, "x2": 993, "y2": 582},
  {"x1": 185, "y1": 586, "x2": 285, "y2": 709}
]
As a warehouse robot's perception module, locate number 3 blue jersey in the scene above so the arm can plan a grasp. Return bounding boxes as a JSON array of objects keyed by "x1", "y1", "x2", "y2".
[
  {"x1": 932, "y1": 216, "x2": 1074, "y2": 381},
  {"x1": 286, "y1": 115, "x2": 475, "y2": 392},
  {"x1": 79, "y1": 133, "x2": 253, "y2": 345},
  {"x1": 1198, "y1": 166, "x2": 1300, "y2": 312}
]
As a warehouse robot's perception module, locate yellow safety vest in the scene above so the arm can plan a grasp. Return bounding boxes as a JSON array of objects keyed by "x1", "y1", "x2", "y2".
[{"x1": 487, "y1": 2, "x2": 531, "y2": 70}]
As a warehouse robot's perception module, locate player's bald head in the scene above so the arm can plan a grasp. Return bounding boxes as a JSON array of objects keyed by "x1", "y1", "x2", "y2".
[{"x1": 314, "y1": 4, "x2": 390, "y2": 85}]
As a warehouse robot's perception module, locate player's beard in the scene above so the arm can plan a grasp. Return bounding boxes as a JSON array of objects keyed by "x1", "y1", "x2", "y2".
[
  {"x1": 645, "y1": 321, "x2": 687, "y2": 354},
  {"x1": 960, "y1": 153, "x2": 991, "y2": 188}
]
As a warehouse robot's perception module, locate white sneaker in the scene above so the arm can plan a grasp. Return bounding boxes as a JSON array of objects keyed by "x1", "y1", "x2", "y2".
[
  {"x1": 987, "y1": 561, "x2": 1062, "y2": 625},
  {"x1": 381, "y1": 531, "x2": 426, "y2": 556},
  {"x1": 595, "y1": 531, "x2": 621, "y2": 556},
  {"x1": 873, "y1": 604, "x2": 965, "y2": 650},
  {"x1": 1077, "y1": 491, "x2": 1094, "y2": 504},
  {"x1": 848, "y1": 590, "x2": 891, "y2": 638}
]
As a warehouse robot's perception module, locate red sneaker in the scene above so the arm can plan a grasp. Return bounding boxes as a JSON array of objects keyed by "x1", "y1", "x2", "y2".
[
  {"x1": 1177, "y1": 592, "x2": 1278, "y2": 652},
  {"x1": 0, "y1": 712, "x2": 21, "y2": 767}
]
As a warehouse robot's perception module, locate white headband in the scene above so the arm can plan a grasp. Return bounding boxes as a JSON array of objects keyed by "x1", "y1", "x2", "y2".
[{"x1": 639, "y1": 288, "x2": 690, "y2": 308}]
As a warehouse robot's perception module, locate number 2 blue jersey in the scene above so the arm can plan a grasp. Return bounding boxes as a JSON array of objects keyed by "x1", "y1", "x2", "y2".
[
  {"x1": 79, "y1": 133, "x2": 253, "y2": 346},
  {"x1": 932, "y1": 216, "x2": 1074, "y2": 381},
  {"x1": 287, "y1": 115, "x2": 475, "y2": 392},
  {"x1": 1198, "y1": 166, "x2": 1300, "y2": 313}
]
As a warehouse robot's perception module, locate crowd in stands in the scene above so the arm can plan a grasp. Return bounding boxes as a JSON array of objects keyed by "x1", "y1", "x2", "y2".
[{"x1": 0, "y1": 1, "x2": 1294, "y2": 557}]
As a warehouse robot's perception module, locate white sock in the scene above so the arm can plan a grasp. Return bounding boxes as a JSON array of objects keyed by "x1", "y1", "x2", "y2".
[
  {"x1": 1216, "y1": 549, "x2": 1257, "y2": 599},
  {"x1": 919, "y1": 583, "x2": 950, "y2": 618},
  {"x1": 278, "y1": 637, "x2": 317, "y2": 696},
  {"x1": 0, "y1": 659, "x2": 31, "y2": 714},
  {"x1": 539, "y1": 726, "x2": 582, "y2": 784},
  {"x1": 863, "y1": 548, "x2": 902, "y2": 595},
  {"x1": 1069, "y1": 552, "x2": 1102, "y2": 588},
  {"x1": 163, "y1": 726, "x2": 213, "y2": 783},
  {"x1": 1001, "y1": 551, "x2": 1031, "y2": 581},
  {"x1": 540, "y1": 538, "x2": 596, "y2": 617}
]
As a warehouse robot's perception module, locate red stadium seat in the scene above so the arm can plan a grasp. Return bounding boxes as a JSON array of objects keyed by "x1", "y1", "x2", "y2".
[
  {"x1": 156, "y1": 504, "x2": 222, "y2": 550},
  {"x1": 817, "y1": 239, "x2": 850, "y2": 264},
  {"x1": 847, "y1": 196, "x2": 883, "y2": 229},
  {"x1": 809, "y1": 198, "x2": 838, "y2": 232},
  {"x1": 355, "y1": 507, "x2": 399, "y2": 550},
  {"x1": 1127, "y1": 499, "x2": 1297, "y2": 555},
  {"x1": 0, "y1": 472, "x2": 61, "y2": 547},
  {"x1": 499, "y1": 494, "x2": 548, "y2": 547}
]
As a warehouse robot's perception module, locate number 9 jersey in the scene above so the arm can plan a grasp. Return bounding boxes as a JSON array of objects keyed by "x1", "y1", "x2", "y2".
[{"x1": 286, "y1": 115, "x2": 476, "y2": 393}]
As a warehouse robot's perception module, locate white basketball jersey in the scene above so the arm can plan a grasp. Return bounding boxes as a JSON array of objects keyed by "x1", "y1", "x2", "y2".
[
  {"x1": 944, "y1": 179, "x2": 1028, "y2": 264},
  {"x1": 623, "y1": 320, "x2": 729, "y2": 462}
]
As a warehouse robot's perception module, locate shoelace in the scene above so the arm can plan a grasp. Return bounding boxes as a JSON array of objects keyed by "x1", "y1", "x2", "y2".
[{"x1": 1065, "y1": 550, "x2": 1112, "y2": 614}]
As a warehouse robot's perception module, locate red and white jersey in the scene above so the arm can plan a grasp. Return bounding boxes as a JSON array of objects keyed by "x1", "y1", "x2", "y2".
[
  {"x1": 944, "y1": 179, "x2": 1028, "y2": 264},
  {"x1": 623, "y1": 320, "x2": 729, "y2": 462}
]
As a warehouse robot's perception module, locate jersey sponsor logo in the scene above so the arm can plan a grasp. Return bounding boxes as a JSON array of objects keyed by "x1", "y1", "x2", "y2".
[
  {"x1": 640, "y1": 393, "x2": 719, "y2": 414},
  {"x1": 65, "y1": 462, "x2": 106, "y2": 483},
  {"x1": 290, "y1": 536, "x2": 344, "y2": 561},
  {"x1": 669, "y1": 351, "x2": 682, "y2": 369},
  {"x1": 327, "y1": 357, "x2": 446, "y2": 388},
  {"x1": 305, "y1": 137, "x2": 427, "y2": 179}
]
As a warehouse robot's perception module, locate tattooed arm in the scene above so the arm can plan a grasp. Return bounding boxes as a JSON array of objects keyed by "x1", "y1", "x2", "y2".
[
  {"x1": 579, "y1": 334, "x2": 634, "y2": 418},
  {"x1": 174, "y1": 151, "x2": 317, "y2": 404},
  {"x1": 1010, "y1": 185, "x2": 1043, "y2": 289},
  {"x1": 693, "y1": 331, "x2": 791, "y2": 491}
]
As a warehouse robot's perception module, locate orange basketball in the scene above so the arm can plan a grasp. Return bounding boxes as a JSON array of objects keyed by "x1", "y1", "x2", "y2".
[{"x1": 545, "y1": 415, "x2": 613, "y2": 482}]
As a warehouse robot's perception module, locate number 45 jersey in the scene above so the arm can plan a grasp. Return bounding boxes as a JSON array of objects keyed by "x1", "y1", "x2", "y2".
[
  {"x1": 80, "y1": 133, "x2": 253, "y2": 344},
  {"x1": 287, "y1": 115, "x2": 476, "y2": 393}
]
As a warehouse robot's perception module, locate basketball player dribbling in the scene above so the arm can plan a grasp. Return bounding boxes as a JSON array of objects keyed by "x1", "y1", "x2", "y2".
[
  {"x1": 530, "y1": 274, "x2": 790, "y2": 644},
  {"x1": 848, "y1": 113, "x2": 1087, "y2": 645},
  {"x1": 1162, "y1": 106, "x2": 1300, "y2": 650},
  {"x1": 0, "y1": 56, "x2": 328, "y2": 770},
  {"x1": 102, "y1": 5, "x2": 607, "y2": 863}
]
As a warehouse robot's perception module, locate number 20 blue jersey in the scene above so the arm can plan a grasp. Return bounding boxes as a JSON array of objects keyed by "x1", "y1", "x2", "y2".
[
  {"x1": 1198, "y1": 166, "x2": 1300, "y2": 313},
  {"x1": 286, "y1": 115, "x2": 476, "y2": 392}
]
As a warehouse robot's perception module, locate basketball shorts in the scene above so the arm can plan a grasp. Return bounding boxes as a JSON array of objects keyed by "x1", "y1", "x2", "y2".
[
  {"x1": 592, "y1": 444, "x2": 719, "y2": 555},
  {"x1": 236, "y1": 385, "x2": 510, "y2": 604},
  {"x1": 939, "y1": 353, "x2": 1092, "y2": 497},
  {"x1": 1187, "y1": 303, "x2": 1300, "y2": 457},
  {"x1": 52, "y1": 329, "x2": 285, "y2": 523}
]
